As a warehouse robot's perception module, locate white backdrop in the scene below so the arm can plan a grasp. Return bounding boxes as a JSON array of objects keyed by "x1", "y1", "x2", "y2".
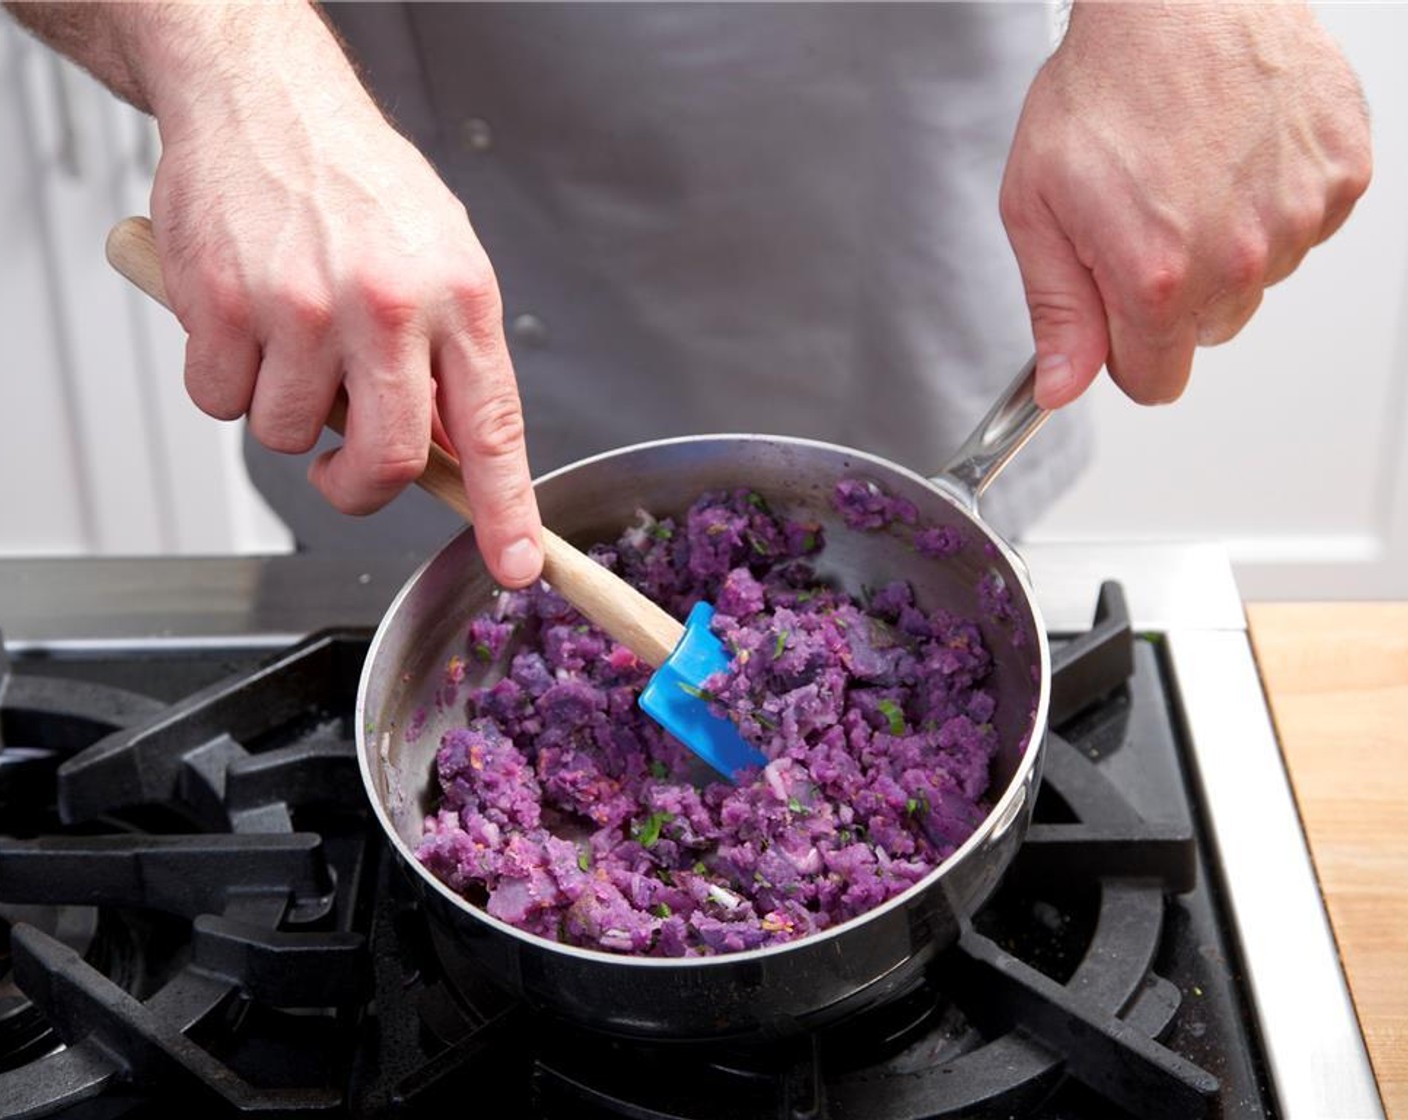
[{"x1": 2, "y1": 4, "x2": 1404, "y2": 598}]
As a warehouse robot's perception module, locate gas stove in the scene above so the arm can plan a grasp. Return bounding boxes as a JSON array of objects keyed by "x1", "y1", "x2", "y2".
[{"x1": 0, "y1": 545, "x2": 1384, "y2": 1118}]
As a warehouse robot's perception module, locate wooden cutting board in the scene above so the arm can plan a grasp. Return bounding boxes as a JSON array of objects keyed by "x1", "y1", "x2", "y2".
[{"x1": 1246, "y1": 602, "x2": 1408, "y2": 1119}]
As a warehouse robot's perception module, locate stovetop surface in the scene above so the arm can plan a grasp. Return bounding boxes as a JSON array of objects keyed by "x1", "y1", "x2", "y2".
[
  {"x1": 0, "y1": 579, "x2": 1288, "y2": 1119},
  {"x1": 0, "y1": 542, "x2": 1249, "y2": 645}
]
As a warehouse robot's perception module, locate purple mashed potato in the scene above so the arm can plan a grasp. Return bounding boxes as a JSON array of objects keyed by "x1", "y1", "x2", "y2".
[{"x1": 415, "y1": 484, "x2": 1004, "y2": 957}]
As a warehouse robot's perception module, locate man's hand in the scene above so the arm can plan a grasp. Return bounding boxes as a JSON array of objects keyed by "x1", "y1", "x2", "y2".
[
  {"x1": 8, "y1": 1, "x2": 543, "y2": 586},
  {"x1": 1000, "y1": 2, "x2": 1372, "y2": 410}
]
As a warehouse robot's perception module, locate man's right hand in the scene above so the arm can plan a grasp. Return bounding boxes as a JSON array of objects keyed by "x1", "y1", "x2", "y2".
[{"x1": 9, "y1": 0, "x2": 544, "y2": 587}]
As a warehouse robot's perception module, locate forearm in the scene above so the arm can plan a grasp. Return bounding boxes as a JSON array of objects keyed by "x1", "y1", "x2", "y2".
[
  {"x1": 3, "y1": 2, "x2": 378, "y2": 136},
  {"x1": 1062, "y1": 0, "x2": 1347, "y2": 94},
  {"x1": 4, "y1": 0, "x2": 150, "y2": 108}
]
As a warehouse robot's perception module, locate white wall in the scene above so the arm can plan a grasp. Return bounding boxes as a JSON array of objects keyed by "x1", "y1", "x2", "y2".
[
  {"x1": 2, "y1": 5, "x2": 1404, "y2": 598},
  {"x1": 0, "y1": 21, "x2": 292, "y2": 557}
]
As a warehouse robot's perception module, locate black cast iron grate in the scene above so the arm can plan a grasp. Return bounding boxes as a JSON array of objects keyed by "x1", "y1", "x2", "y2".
[
  {"x1": 0, "y1": 631, "x2": 374, "y2": 1115},
  {"x1": 378, "y1": 584, "x2": 1233, "y2": 1120},
  {"x1": 0, "y1": 585, "x2": 1262, "y2": 1118}
]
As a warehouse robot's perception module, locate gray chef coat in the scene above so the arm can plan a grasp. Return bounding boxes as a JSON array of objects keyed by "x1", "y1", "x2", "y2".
[{"x1": 244, "y1": 1, "x2": 1090, "y2": 553}]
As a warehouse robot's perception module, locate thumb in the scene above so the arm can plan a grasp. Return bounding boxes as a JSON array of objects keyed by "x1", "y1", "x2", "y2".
[{"x1": 1006, "y1": 217, "x2": 1110, "y2": 410}]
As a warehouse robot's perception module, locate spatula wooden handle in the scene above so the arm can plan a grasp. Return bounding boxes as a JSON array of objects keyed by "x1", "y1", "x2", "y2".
[
  {"x1": 105, "y1": 217, "x2": 168, "y2": 308},
  {"x1": 417, "y1": 441, "x2": 684, "y2": 669},
  {"x1": 105, "y1": 215, "x2": 685, "y2": 668}
]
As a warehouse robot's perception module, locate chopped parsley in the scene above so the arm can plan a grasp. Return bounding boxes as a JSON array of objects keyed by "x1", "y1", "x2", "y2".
[
  {"x1": 773, "y1": 630, "x2": 789, "y2": 659},
  {"x1": 633, "y1": 810, "x2": 674, "y2": 848},
  {"x1": 876, "y1": 698, "x2": 906, "y2": 735}
]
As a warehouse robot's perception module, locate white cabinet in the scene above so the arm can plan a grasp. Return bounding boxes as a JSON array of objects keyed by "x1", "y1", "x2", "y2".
[{"x1": 0, "y1": 21, "x2": 291, "y2": 557}]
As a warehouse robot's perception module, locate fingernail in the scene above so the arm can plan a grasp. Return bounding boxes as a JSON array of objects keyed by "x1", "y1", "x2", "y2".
[
  {"x1": 497, "y1": 537, "x2": 542, "y2": 586},
  {"x1": 1036, "y1": 353, "x2": 1074, "y2": 406}
]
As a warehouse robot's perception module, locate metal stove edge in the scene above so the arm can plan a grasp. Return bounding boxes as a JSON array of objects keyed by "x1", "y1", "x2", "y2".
[{"x1": 1022, "y1": 543, "x2": 1382, "y2": 1120}]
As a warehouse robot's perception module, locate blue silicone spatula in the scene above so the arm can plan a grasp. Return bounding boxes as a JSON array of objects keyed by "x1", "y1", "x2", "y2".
[{"x1": 104, "y1": 216, "x2": 766, "y2": 782}]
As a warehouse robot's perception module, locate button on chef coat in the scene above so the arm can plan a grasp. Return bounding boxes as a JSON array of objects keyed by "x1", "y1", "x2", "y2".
[{"x1": 245, "y1": 2, "x2": 1090, "y2": 554}]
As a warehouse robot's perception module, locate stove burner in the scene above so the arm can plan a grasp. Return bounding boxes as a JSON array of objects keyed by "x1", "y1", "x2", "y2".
[
  {"x1": 376, "y1": 585, "x2": 1242, "y2": 1120},
  {"x1": 0, "y1": 632, "x2": 373, "y2": 1115},
  {"x1": 0, "y1": 639, "x2": 165, "y2": 835},
  {"x1": 0, "y1": 586, "x2": 1276, "y2": 1119},
  {"x1": 0, "y1": 905, "x2": 96, "y2": 1072},
  {"x1": 0, "y1": 638, "x2": 171, "y2": 1079}
]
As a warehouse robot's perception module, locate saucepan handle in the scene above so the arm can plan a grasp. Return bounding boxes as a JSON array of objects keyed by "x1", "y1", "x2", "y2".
[{"x1": 932, "y1": 354, "x2": 1049, "y2": 514}]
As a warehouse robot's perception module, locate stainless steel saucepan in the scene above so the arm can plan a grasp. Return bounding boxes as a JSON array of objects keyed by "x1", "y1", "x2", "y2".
[{"x1": 356, "y1": 361, "x2": 1052, "y2": 1041}]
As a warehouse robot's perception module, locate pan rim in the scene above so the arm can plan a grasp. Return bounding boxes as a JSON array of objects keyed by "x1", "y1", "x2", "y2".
[{"x1": 355, "y1": 432, "x2": 1051, "y2": 970}]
